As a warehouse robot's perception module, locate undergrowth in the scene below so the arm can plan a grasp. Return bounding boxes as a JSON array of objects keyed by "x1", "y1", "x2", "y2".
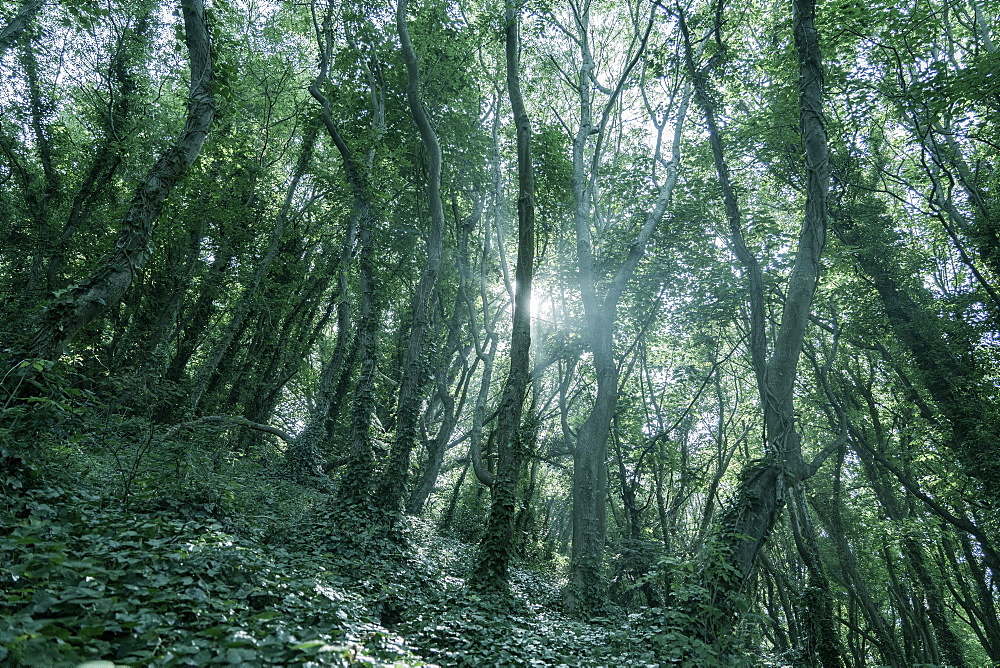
[
  {"x1": 0, "y1": 484, "x2": 423, "y2": 666},
  {"x1": 0, "y1": 387, "x2": 742, "y2": 668},
  {"x1": 1, "y1": 468, "x2": 734, "y2": 667}
]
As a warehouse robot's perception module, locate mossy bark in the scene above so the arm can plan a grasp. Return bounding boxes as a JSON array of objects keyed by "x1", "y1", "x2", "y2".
[
  {"x1": 471, "y1": 0, "x2": 535, "y2": 592},
  {"x1": 27, "y1": 0, "x2": 214, "y2": 362}
]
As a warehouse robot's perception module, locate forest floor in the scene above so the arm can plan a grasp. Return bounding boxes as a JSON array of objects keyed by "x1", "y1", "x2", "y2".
[{"x1": 1, "y1": 457, "x2": 696, "y2": 668}]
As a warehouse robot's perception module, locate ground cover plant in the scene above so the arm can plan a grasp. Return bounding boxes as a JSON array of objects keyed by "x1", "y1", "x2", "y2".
[{"x1": 1, "y1": 426, "x2": 735, "y2": 667}]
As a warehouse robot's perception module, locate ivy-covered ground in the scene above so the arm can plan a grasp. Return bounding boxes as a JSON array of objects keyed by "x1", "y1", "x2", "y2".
[{"x1": 2, "y1": 446, "x2": 717, "y2": 668}]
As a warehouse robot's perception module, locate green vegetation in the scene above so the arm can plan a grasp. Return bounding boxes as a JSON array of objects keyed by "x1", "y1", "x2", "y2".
[
  {"x1": 1, "y1": 413, "x2": 730, "y2": 667},
  {"x1": 2, "y1": 0, "x2": 998, "y2": 665}
]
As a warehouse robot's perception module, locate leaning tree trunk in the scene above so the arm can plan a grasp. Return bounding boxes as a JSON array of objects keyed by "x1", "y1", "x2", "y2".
[
  {"x1": 285, "y1": 121, "x2": 356, "y2": 477},
  {"x1": 19, "y1": 29, "x2": 60, "y2": 303},
  {"x1": 680, "y1": 0, "x2": 830, "y2": 643},
  {"x1": 25, "y1": 0, "x2": 214, "y2": 361},
  {"x1": 47, "y1": 8, "x2": 152, "y2": 292},
  {"x1": 858, "y1": 235, "x2": 1000, "y2": 491},
  {"x1": 808, "y1": 367, "x2": 909, "y2": 667},
  {"x1": 849, "y1": 418, "x2": 968, "y2": 667},
  {"x1": 0, "y1": 0, "x2": 43, "y2": 57},
  {"x1": 828, "y1": 159, "x2": 1000, "y2": 568},
  {"x1": 183, "y1": 124, "x2": 313, "y2": 415}
]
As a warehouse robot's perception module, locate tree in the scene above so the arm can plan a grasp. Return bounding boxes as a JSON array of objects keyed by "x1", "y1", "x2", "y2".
[
  {"x1": 678, "y1": 0, "x2": 833, "y2": 647},
  {"x1": 3, "y1": 0, "x2": 999, "y2": 663},
  {"x1": 375, "y1": 0, "x2": 451, "y2": 512},
  {"x1": 0, "y1": 0, "x2": 44, "y2": 56},
  {"x1": 471, "y1": 0, "x2": 536, "y2": 592},
  {"x1": 23, "y1": 0, "x2": 214, "y2": 362},
  {"x1": 550, "y1": 0, "x2": 691, "y2": 615}
]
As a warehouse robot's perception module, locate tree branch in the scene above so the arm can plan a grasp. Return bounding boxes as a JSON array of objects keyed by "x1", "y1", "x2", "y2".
[{"x1": 165, "y1": 415, "x2": 295, "y2": 444}]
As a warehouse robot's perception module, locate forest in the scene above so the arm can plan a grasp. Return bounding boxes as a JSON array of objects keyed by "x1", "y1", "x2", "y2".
[{"x1": 1, "y1": 0, "x2": 998, "y2": 664}]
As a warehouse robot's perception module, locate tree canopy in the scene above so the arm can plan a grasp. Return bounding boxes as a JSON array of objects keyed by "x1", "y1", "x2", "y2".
[{"x1": 1, "y1": 0, "x2": 998, "y2": 665}]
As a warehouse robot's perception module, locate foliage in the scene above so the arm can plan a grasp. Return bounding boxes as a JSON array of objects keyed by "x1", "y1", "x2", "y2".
[
  {"x1": 2, "y1": 0, "x2": 999, "y2": 663},
  {"x1": 0, "y1": 484, "x2": 429, "y2": 666},
  {"x1": 0, "y1": 441, "x2": 768, "y2": 668}
]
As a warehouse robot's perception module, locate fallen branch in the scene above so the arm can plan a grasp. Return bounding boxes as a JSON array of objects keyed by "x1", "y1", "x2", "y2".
[{"x1": 165, "y1": 416, "x2": 295, "y2": 444}]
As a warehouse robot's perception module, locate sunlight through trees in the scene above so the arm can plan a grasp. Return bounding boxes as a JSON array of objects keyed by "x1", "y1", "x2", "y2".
[{"x1": 2, "y1": 0, "x2": 998, "y2": 664}]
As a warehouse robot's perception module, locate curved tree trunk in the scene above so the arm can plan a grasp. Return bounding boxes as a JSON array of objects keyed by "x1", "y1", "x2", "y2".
[
  {"x1": 409, "y1": 212, "x2": 480, "y2": 514},
  {"x1": 376, "y1": 0, "x2": 448, "y2": 512},
  {"x1": 680, "y1": 0, "x2": 830, "y2": 643},
  {"x1": 26, "y1": 0, "x2": 214, "y2": 361},
  {"x1": 470, "y1": 0, "x2": 536, "y2": 591}
]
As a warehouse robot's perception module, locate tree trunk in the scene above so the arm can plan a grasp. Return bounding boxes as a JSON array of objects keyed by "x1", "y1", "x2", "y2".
[
  {"x1": 471, "y1": 0, "x2": 536, "y2": 593},
  {"x1": 183, "y1": 126, "x2": 313, "y2": 415},
  {"x1": 0, "y1": 0, "x2": 43, "y2": 57},
  {"x1": 408, "y1": 305, "x2": 475, "y2": 513},
  {"x1": 408, "y1": 204, "x2": 481, "y2": 514},
  {"x1": 789, "y1": 484, "x2": 844, "y2": 667},
  {"x1": 954, "y1": 532, "x2": 1000, "y2": 660},
  {"x1": 859, "y1": 241, "x2": 999, "y2": 490},
  {"x1": 844, "y1": 400, "x2": 967, "y2": 666},
  {"x1": 25, "y1": 0, "x2": 213, "y2": 362},
  {"x1": 809, "y1": 427, "x2": 907, "y2": 667},
  {"x1": 829, "y1": 192, "x2": 1000, "y2": 576},
  {"x1": 19, "y1": 33, "x2": 59, "y2": 303},
  {"x1": 564, "y1": 6, "x2": 688, "y2": 613},
  {"x1": 680, "y1": 0, "x2": 829, "y2": 640},
  {"x1": 340, "y1": 206, "x2": 380, "y2": 502},
  {"x1": 376, "y1": 0, "x2": 448, "y2": 512},
  {"x1": 285, "y1": 94, "x2": 353, "y2": 474}
]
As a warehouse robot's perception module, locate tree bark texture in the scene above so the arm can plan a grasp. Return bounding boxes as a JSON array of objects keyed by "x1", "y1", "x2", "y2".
[
  {"x1": 26, "y1": 0, "x2": 214, "y2": 361},
  {"x1": 471, "y1": 0, "x2": 536, "y2": 591},
  {"x1": 377, "y1": 0, "x2": 448, "y2": 511}
]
